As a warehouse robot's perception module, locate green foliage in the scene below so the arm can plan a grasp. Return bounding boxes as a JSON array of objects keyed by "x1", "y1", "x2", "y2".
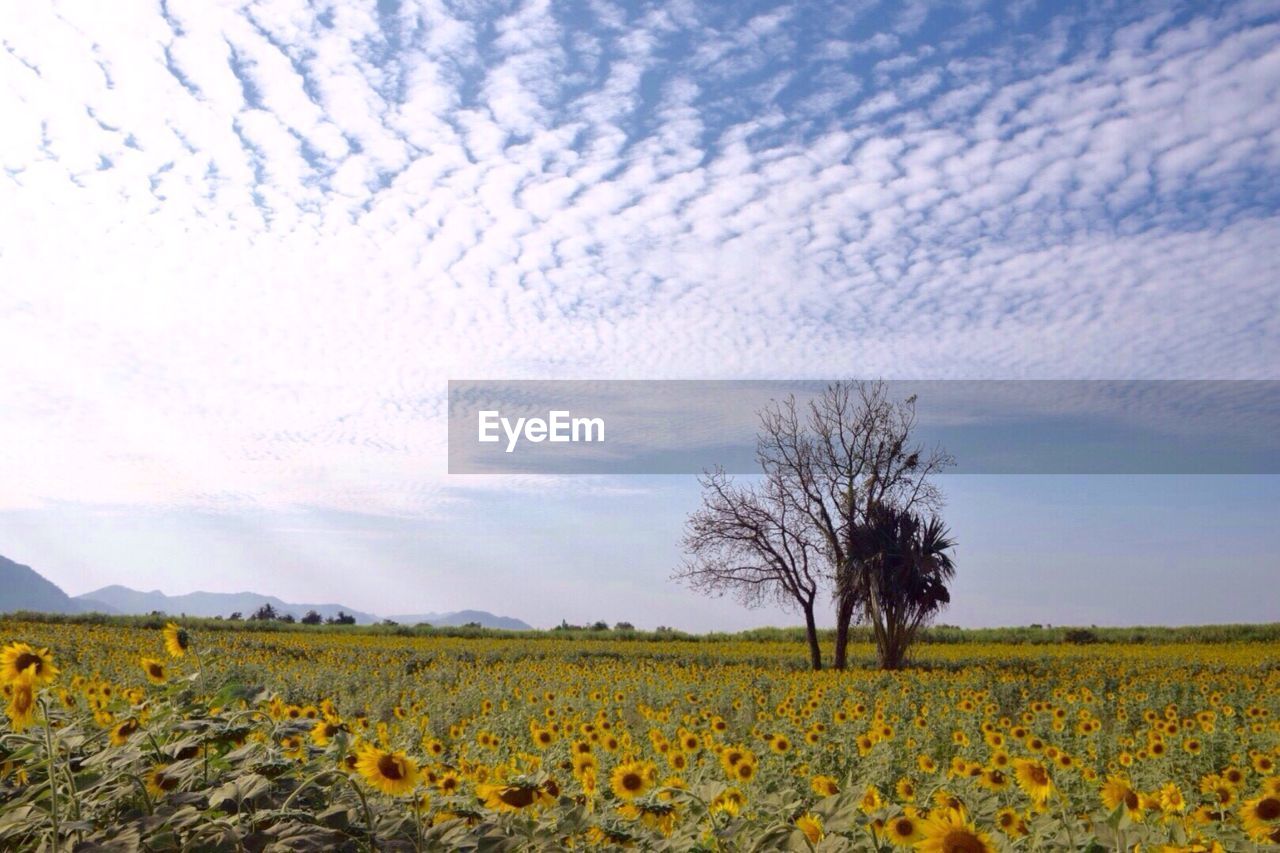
[{"x1": 7, "y1": 609, "x2": 1280, "y2": 645}]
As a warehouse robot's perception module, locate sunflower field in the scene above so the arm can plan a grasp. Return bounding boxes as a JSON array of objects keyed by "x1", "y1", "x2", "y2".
[{"x1": 1, "y1": 619, "x2": 1279, "y2": 851}]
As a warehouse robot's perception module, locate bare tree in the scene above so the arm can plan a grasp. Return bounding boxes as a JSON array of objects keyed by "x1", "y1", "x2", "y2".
[
  {"x1": 676, "y1": 468, "x2": 826, "y2": 670},
  {"x1": 755, "y1": 380, "x2": 953, "y2": 669}
]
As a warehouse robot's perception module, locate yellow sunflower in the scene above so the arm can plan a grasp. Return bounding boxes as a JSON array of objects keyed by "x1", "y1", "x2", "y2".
[
  {"x1": 1101, "y1": 774, "x2": 1142, "y2": 818},
  {"x1": 1158, "y1": 782, "x2": 1186, "y2": 814},
  {"x1": 811, "y1": 774, "x2": 840, "y2": 797},
  {"x1": 885, "y1": 812, "x2": 923, "y2": 846},
  {"x1": 794, "y1": 812, "x2": 823, "y2": 845},
  {"x1": 573, "y1": 751, "x2": 599, "y2": 777},
  {"x1": 162, "y1": 623, "x2": 190, "y2": 658},
  {"x1": 580, "y1": 768, "x2": 598, "y2": 798},
  {"x1": 109, "y1": 717, "x2": 141, "y2": 746},
  {"x1": 146, "y1": 764, "x2": 181, "y2": 798},
  {"x1": 618, "y1": 800, "x2": 679, "y2": 835},
  {"x1": 4, "y1": 670, "x2": 38, "y2": 732},
  {"x1": 1013, "y1": 758, "x2": 1054, "y2": 806},
  {"x1": 1199, "y1": 774, "x2": 1236, "y2": 809},
  {"x1": 1241, "y1": 793, "x2": 1280, "y2": 841},
  {"x1": 436, "y1": 770, "x2": 462, "y2": 795},
  {"x1": 280, "y1": 734, "x2": 307, "y2": 760},
  {"x1": 477, "y1": 779, "x2": 556, "y2": 811},
  {"x1": 311, "y1": 718, "x2": 346, "y2": 746},
  {"x1": 610, "y1": 760, "x2": 656, "y2": 801},
  {"x1": 711, "y1": 787, "x2": 745, "y2": 816},
  {"x1": 354, "y1": 744, "x2": 418, "y2": 796},
  {"x1": 140, "y1": 657, "x2": 167, "y2": 685},
  {"x1": 719, "y1": 745, "x2": 748, "y2": 776},
  {"x1": 916, "y1": 810, "x2": 997, "y2": 853},
  {"x1": 994, "y1": 807, "x2": 1028, "y2": 838},
  {"x1": 979, "y1": 768, "x2": 1009, "y2": 791},
  {"x1": 1, "y1": 642, "x2": 58, "y2": 686}
]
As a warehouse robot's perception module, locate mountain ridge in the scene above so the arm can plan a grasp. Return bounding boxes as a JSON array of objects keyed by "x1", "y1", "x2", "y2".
[
  {"x1": 387, "y1": 610, "x2": 533, "y2": 630},
  {"x1": 1, "y1": 555, "x2": 102, "y2": 614},
  {"x1": 76, "y1": 585, "x2": 382, "y2": 624},
  {"x1": 0, "y1": 554, "x2": 531, "y2": 630}
]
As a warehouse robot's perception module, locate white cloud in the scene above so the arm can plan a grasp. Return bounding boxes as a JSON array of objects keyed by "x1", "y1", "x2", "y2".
[{"x1": 0, "y1": 0, "x2": 1277, "y2": 520}]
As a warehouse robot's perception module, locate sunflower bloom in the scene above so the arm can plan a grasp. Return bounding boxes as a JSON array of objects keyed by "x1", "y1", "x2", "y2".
[
  {"x1": 719, "y1": 745, "x2": 749, "y2": 776},
  {"x1": 860, "y1": 784, "x2": 884, "y2": 813},
  {"x1": 1013, "y1": 758, "x2": 1054, "y2": 806},
  {"x1": 1, "y1": 643, "x2": 58, "y2": 686},
  {"x1": 146, "y1": 764, "x2": 181, "y2": 798},
  {"x1": 1101, "y1": 774, "x2": 1143, "y2": 819},
  {"x1": 794, "y1": 812, "x2": 823, "y2": 845},
  {"x1": 1241, "y1": 793, "x2": 1280, "y2": 841},
  {"x1": 477, "y1": 780, "x2": 555, "y2": 811},
  {"x1": 1158, "y1": 782, "x2": 1186, "y2": 814},
  {"x1": 109, "y1": 717, "x2": 141, "y2": 746},
  {"x1": 885, "y1": 811, "x2": 923, "y2": 846},
  {"x1": 619, "y1": 799, "x2": 679, "y2": 835},
  {"x1": 811, "y1": 774, "x2": 840, "y2": 797},
  {"x1": 436, "y1": 770, "x2": 462, "y2": 795},
  {"x1": 610, "y1": 760, "x2": 656, "y2": 801},
  {"x1": 162, "y1": 623, "x2": 190, "y2": 658},
  {"x1": 917, "y1": 809, "x2": 997, "y2": 853},
  {"x1": 311, "y1": 718, "x2": 346, "y2": 746},
  {"x1": 995, "y1": 807, "x2": 1028, "y2": 838},
  {"x1": 140, "y1": 657, "x2": 167, "y2": 685},
  {"x1": 5, "y1": 670, "x2": 38, "y2": 732},
  {"x1": 354, "y1": 744, "x2": 418, "y2": 796},
  {"x1": 710, "y1": 787, "x2": 745, "y2": 816}
]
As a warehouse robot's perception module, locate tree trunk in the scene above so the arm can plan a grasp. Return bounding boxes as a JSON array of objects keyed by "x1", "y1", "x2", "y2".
[
  {"x1": 803, "y1": 604, "x2": 822, "y2": 671},
  {"x1": 879, "y1": 631, "x2": 908, "y2": 670},
  {"x1": 832, "y1": 592, "x2": 857, "y2": 670},
  {"x1": 876, "y1": 627, "x2": 897, "y2": 669}
]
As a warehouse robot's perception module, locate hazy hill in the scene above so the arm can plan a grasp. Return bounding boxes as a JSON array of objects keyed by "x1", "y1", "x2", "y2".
[
  {"x1": 388, "y1": 609, "x2": 533, "y2": 630},
  {"x1": 0, "y1": 554, "x2": 532, "y2": 629},
  {"x1": 0, "y1": 555, "x2": 103, "y2": 614},
  {"x1": 76, "y1": 585, "x2": 381, "y2": 624}
]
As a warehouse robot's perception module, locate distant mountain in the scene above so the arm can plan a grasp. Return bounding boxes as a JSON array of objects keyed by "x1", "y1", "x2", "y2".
[
  {"x1": 0, "y1": 555, "x2": 103, "y2": 614},
  {"x1": 76, "y1": 585, "x2": 380, "y2": 624},
  {"x1": 76, "y1": 598, "x2": 120, "y2": 614},
  {"x1": 388, "y1": 610, "x2": 533, "y2": 630},
  {"x1": 0, "y1": 554, "x2": 531, "y2": 629}
]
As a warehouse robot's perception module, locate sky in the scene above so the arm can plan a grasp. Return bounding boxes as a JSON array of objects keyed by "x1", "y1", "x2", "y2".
[{"x1": 1, "y1": 0, "x2": 1278, "y2": 629}]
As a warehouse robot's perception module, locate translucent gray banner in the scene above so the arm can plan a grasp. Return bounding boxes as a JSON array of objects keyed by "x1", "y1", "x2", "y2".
[{"x1": 447, "y1": 380, "x2": 1280, "y2": 475}]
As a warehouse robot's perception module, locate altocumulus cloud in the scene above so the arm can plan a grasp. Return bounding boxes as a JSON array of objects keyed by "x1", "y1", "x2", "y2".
[{"x1": 0, "y1": 0, "x2": 1278, "y2": 516}]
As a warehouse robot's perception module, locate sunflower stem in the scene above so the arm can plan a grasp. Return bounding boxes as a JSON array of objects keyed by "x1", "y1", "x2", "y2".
[
  {"x1": 39, "y1": 697, "x2": 59, "y2": 850},
  {"x1": 192, "y1": 645, "x2": 208, "y2": 701},
  {"x1": 61, "y1": 762, "x2": 84, "y2": 846},
  {"x1": 1056, "y1": 789, "x2": 1075, "y2": 851},
  {"x1": 409, "y1": 793, "x2": 423, "y2": 853},
  {"x1": 144, "y1": 730, "x2": 166, "y2": 763},
  {"x1": 125, "y1": 771, "x2": 156, "y2": 815}
]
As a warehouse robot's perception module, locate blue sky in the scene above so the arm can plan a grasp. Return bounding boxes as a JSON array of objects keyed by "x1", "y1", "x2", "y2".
[{"x1": 1, "y1": 0, "x2": 1277, "y2": 628}]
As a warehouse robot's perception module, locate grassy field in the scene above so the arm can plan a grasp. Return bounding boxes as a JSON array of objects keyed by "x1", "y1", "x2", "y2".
[
  {"x1": 12, "y1": 609, "x2": 1280, "y2": 645},
  {"x1": 2, "y1": 617, "x2": 1279, "y2": 850}
]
